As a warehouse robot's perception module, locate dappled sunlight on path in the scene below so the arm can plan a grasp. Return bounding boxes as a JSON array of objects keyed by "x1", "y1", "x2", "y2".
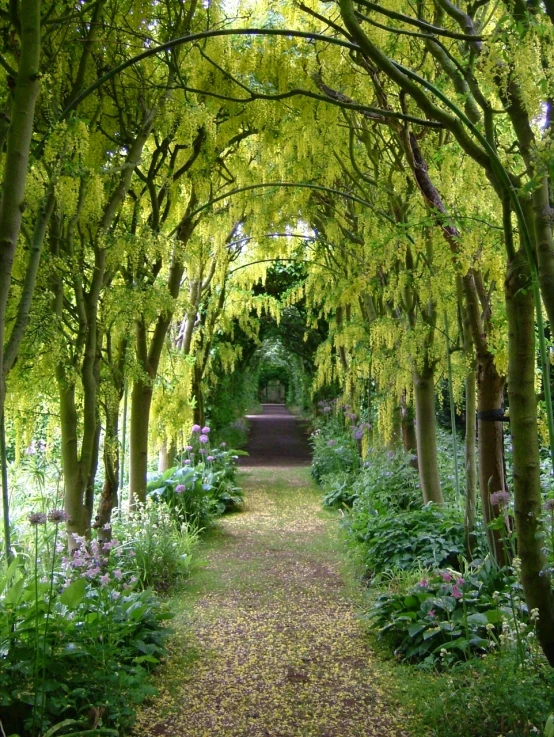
[{"x1": 133, "y1": 468, "x2": 409, "y2": 737}]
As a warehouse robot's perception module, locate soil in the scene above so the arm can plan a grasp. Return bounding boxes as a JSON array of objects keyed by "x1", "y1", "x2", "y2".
[
  {"x1": 133, "y1": 414, "x2": 409, "y2": 737},
  {"x1": 240, "y1": 404, "x2": 312, "y2": 467}
]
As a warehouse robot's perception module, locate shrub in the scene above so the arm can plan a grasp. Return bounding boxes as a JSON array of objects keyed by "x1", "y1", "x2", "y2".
[
  {"x1": 310, "y1": 428, "x2": 360, "y2": 484},
  {"x1": 350, "y1": 448, "x2": 422, "y2": 513},
  {"x1": 0, "y1": 529, "x2": 171, "y2": 736},
  {"x1": 322, "y1": 471, "x2": 358, "y2": 508},
  {"x1": 369, "y1": 558, "x2": 523, "y2": 665},
  {"x1": 349, "y1": 503, "x2": 471, "y2": 576},
  {"x1": 112, "y1": 500, "x2": 198, "y2": 591}
]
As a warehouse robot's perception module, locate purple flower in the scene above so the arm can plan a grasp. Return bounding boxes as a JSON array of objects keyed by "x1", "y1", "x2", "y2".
[
  {"x1": 207, "y1": 455, "x2": 214, "y2": 462},
  {"x1": 48, "y1": 509, "x2": 69, "y2": 523},
  {"x1": 111, "y1": 590, "x2": 120, "y2": 600},
  {"x1": 428, "y1": 610, "x2": 436, "y2": 618},
  {"x1": 99, "y1": 574, "x2": 110, "y2": 585},
  {"x1": 113, "y1": 569, "x2": 123, "y2": 580},
  {"x1": 327, "y1": 439, "x2": 337, "y2": 447},
  {"x1": 323, "y1": 406, "x2": 331, "y2": 413},
  {"x1": 175, "y1": 484, "x2": 186, "y2": 494},
  {"x1": 441, "y1": 571, "x2": 452, "y2": 582},
  {"x1": 419, "y1": 578, "x2": 429, "y2": 588},
  {"x1": 199, "y1": 434, "x2": 209, "y2": 444},
  {"x1": 221, "y1": 442, "x2": 227, "y2": 448},
  {"x1": 28, "y1": 512, "x2": 47, "y2": 526},
  {"x1": 354, "y1": 429, "x2": 364, "y2": 441},
  {"x1": 191, "y1": 424, "x2": 201, "y2": 433},
  {"x1": 184, "y1": 459, "x2": 191, "y2": 465},
  {"x1": 103, "y1": 522, "x2": 111, "y2": 531},
  {"x1": 456, "y1": 578, "x2": 465, "y2": 586},
  {"x1": 202, "y1": 426, "x2": 210, "y2": 434},
  {"x1": 451, "y1": 585, "x2": 462, "y2": 599},
  {"x1": 490, "y1": 490, "x2": 511, "y2": 508},
  {"x1": 186, "y1": 445, "x2": 193, "y2": 451}
]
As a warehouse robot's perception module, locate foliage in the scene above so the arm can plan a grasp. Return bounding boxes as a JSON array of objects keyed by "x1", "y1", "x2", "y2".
[
  {"x1": 112, "y1": 501, "x2": 198, "y2": 591},
  {"x1": 391, "y1": 648, "x2": 554, "y2": 737},
  {"x1": 0, "y1": 524, "x2": 171, "y2": 736},
  {"x1": 347, "y1": 448, "x2": 422, "y2": 513},
  {"x1": 369, "y1": 559, "x2": 525, "y2": 666},
  {"x1": 310, "y1": 403, "x2": 362, "y2": 484},
  {"x1": 348, "y1": 503, "x2": 471, "y2": 577}
]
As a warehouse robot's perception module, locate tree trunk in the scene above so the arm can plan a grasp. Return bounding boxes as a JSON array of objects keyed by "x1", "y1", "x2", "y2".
[
  {"x1": 58, "y1": 379, "x2": 87, "y2": 545},
  {"x1": 477, "y1": 359, "x2": 509, "y2": 564},
  {"x1": 413, "y1": 363, "x2": 443, "y2": 504},
  {"x1": 193, "y1": 364, "x2": 205, "y2": 427},
  {"x1": 95, "y1": 404, "x2": 120, "y2": 542},
  {"x1": 158, "y1": 440, "x2": 176, "y2": 473},
  {"x1": 401, "y1": 389, "x2": 418, "y2": 466},
  {"x1": 465, "y1": 370, "x2": 477, "y2": 556},
  {"x1": 129, "y1": 380, "x2": 153, "y2": 507},
  {"x1": 506, "y1": 248, "x2": 554, "y2": 666},
  {"x1": 0, "y1": 1, "x2": 42, "y2": 417}
]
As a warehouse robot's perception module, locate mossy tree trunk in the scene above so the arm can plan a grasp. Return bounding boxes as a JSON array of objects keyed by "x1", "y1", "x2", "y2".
[
  {"x1": 413, "y1": 361, "x2": 443, "y2": 505},
  {"x1": 506, "y1": 247, "x2": 554, "y2": 666}
]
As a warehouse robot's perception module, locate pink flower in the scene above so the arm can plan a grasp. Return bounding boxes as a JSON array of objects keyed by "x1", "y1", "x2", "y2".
[
  {"x1": 186, "y1": 445, "x2": 193, "y2": 451},
  {"x1": 175, "y1": 484, "x2": 186, "y2": 493},
  {"x1": 441, "y1": 571, "x2": 452, "y2": 582},
  {"x1": 99, "y1": 574, "x2": 110, "y2": 585},
  {"x1": 221, "y1": 442, "x2": 227, "y2": 447},
  {"x1": 419, "y1": 578, "x2": 429, "y2": 588},
  {"x1": 191, "y1": 424, "x2": 201, "y2": 433},
  {"x1": 184, "y1": 459, "x2": 191, "y2": 465},
  {"x1": 456, "y1": 578, "x2": 465, "y2": 586},
  {"x1": 199, "y1": 434, "x2": 209, "y2": 444},
  {"x1": 207, "y1": 455, "x2": 214, "y2": 461},
  {"x1": 202, "y1": 426, "x2": 210, "y2": 434},
  {"x1": 113, "y1": 569, "x2": 123, "y2": 580},
  {"x1": 451, "y1": 585, "x2": 462, "y2": 599},
  {"x1": 428, "y1": 610, "x2": 436, "y2": 618}
]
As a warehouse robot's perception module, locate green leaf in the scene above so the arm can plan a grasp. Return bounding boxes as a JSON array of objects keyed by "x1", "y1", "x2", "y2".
[
  {"x1": 544, "y1": 714, "x2": 554, "y2": 737},
  {"x1": 59, "y1": 578, "x2": 87, "y2": 608},
  {"x1": 466, "y1": 612, "x2": 489, "y2": 626}
]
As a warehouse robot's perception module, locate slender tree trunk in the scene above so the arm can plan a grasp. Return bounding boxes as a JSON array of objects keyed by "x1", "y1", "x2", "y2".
[
  {"x1": 193, "y1": 364, "x2": 205, "y2": 427},
  {"x1": 0, "y1": 0, "x2": 42, "y2": 417},
  {"x1": 158, "y1": 441, "x2": 176, "y2": 473},
  {"x1": 533, "y1": 179, "x2": 554, "y2": 329},
  {"x1": 477, "y1": 362, "x2": 509, "y2": 564},
  {"x1": 129, "y1": 380, "x2": 153, "y2": 507},
  {"x1": 1, "y1": 411, "x2": 12, "y2": 562},
  {"x1": 506, "y1": 248, "x2": 554, "y2": 666},
  {"x1": 58, "y1": 379, "x2": 87, "y2": 544},
  {"x1": 465, "y1": 370, "x2": 477, "y2": 555},
  {"x1": 95, "y1": 404, "x2": 120, "y2": 542},
  {"x1": 401, "y1": 389, "x2": 418, "y2": 468},
  {"x1": 413, "y1": 363, "x2": 443, "y2": 504}
]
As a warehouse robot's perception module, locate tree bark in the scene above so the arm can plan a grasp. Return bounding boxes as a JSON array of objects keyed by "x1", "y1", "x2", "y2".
[
  {"x1": 400, "y1": 390, "x2": 417, "y2": 462},
  {"x1": 413, "y1": 363, "x2": 443, "y2": 504},
  {"x1": 95, "y1": 403, "x2": 120, "y2": 542},
  {"x1": 0, "y1": 0, "x2": 42, "y2": 416},
  {"x1": 506, "y1": 248, "x2": 554, "y2": 666},
  {"x1": 464, "y1": 369, "x2": 478, "y2": 556},
  {"x1": 129, "y1": 379, "x2": 153, "y2": 506}
]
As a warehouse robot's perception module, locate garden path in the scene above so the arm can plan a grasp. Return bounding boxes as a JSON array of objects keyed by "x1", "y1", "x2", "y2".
[
  {"x1": 240, "y1": 403, "x2": 312, "y2": 467},
  {"x1": 133, "y1": 414, "x2": 408, "y2": 737}
]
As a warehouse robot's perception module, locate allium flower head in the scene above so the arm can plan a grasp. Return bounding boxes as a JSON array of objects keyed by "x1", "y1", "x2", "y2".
[
  {"x1": 221, "y1": 442, "x2": 227, "y2": 448},
  {"x1": 28, "y1": 512, "x2": 47, "y2": 526},
  {"x1": 354, "y1": 429, "x2": 364, "y2": 441},
  {"x1": 490, "y1": 490, "x2": 511, "y2": 508},
  {"x1": 48, "y1": 509, "x2": 69, "y2": 523},
  {"x1": 327, "y1": 439, "x2": 337, "y2": 447},
  {"x1": 184, "y1": 459, "x2": 191, "y2": 465},
  {"x1": 202, "y1": 426, "x2": 210, "y2": 434},
  {"x1": 175, "y1": 484, "x2": 186, "y2": 494},
  {"x1": 191, "y1": 424, "x2": 201, "y2": 433},
  {"x1": 323, "y1": 406, "x2": 331, "y2": 413},
  {"x1": 207, "y1": 455, "x2": 214, "y2": 462},
  {"x1": 186, "y1": 445, "x2": 193, "y2": 451},
  {"x1": 199, "y1": 434, "x2": 209, "y2": 444}
]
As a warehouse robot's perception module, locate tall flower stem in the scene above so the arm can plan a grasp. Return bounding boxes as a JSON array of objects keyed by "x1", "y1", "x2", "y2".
[{"x1": 37, "y1": 523, "x2": 59, "y2": 733}]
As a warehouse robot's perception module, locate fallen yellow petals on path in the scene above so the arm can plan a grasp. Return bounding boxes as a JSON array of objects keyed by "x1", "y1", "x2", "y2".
[{"x1": 133, "y1": 467, "x2": 410, "y2": 737}]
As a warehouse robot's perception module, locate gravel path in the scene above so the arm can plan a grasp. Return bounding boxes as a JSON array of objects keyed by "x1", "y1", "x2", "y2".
[
  {"x1": 240, "y1": 404, "x2": 311, "y2": 467},
  {"x1": 133, "y1": 418, "x2": 408, "y2": 737}
]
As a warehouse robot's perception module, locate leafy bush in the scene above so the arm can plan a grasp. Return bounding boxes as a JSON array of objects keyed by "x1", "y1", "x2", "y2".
[
  {"x1": 112, "y1": 500, "x2": 198, "y2": 591},
  {"x1": 350, "y1": 448, "x2": 422, "y2": 513},
  {"x1": 310, "y1": 415, "x2": 361, "y2": 484},
  {"x1": 349, "y1": 503, "x2": 470, "y2": 576},
  {"x1": 369, "y1": 559, "x2": 523, "y2": 665},
  {"x1": 392, "y1": 649, "x2": 554, "y2": 737},
  {"x1": 147, "y1": 465, "x2": 214, "y2": 528},
  {"x1": 322, "y1": 471, "x2": 358, "y2": 508},
  {"x1": 0, "y1": 527, "x2": 171, "y2": 736}
]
